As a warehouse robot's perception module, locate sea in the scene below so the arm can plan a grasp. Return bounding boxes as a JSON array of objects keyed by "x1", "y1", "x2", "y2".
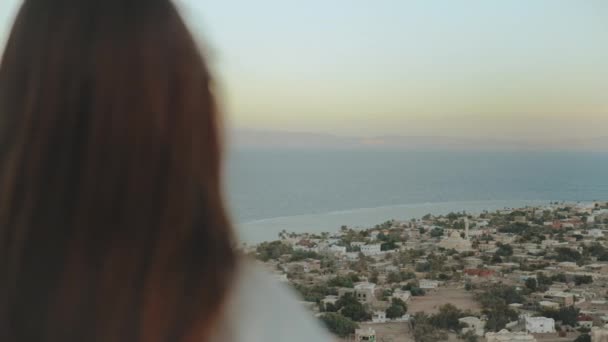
[{"x1": 225, "y1": 149, "x2": 608, "y2": 244}]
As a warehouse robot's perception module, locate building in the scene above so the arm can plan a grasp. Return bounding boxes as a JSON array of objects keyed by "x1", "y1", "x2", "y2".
[
  {"x1": 459, "y1": 316, "x2": 485, "y2": 336},
  {"x1": 591, "y1": 325, "x2": 608, "y2": 342},
  {"x1": 392, "y1": 289, "x2": 411, "y2": 303},
  {"x1": 438, "y1": 230, "x2": 473, "y2": 252},
  {"x1": 419, "y1": 279, "x2": 440, "y2": 290},
  {"x1": 355, "y1": 327, "x2": 376, "y2": 342},
  {"x1": 329, "y1": 245, "x2": 347, "y2": 255},
  {"x1": 539, "y1": 301, "x2": 560, "y2": 310},
  {"x1": 354, "y1": 282, "x2": 376, "y2": 304},
  {"x1": 321, "y1": 295, "x2": 339, "y2": 308},
  {"x1": 485, "y1": 330, "x2": 537, "y2": 342},
  {"x1": 543, "y1": 290, "x2": 575, "y2": 306},
  {"x1": 361, "y1": 244, "x2": 382, "y2": 256},
  {"x1": 524, "y1": 316, "x2": 555, "y2": 333},
  {"x1": 372, "y1": 310, "x2": 387, "y2": 323}
]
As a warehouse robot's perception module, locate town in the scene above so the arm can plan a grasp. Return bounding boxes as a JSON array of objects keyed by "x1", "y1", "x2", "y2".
[{"x1": 244, "y1": 202, "x2": 608, "y2": 342}]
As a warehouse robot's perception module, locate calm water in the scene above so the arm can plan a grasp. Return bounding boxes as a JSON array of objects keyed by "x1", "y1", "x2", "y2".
[{"x1": 226, "y1": 149, "x2": 608, "y2": 243}]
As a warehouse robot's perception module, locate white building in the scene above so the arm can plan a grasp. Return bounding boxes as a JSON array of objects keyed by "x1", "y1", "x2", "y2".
[
  {"x1": 354, "y1": 282, "x2": 376, "y2": 304},
  {"x1": 372, "y1": 310, "x2": 387, "y2": 323},
  {"x1": 419, "y1": 279, "x2": 440, "y2": 290},
  {"x1": 361, "y1": 244, "x2": 382, "y2": 256},
  {"x1": 589, "y1": 229, "x2": 604, "y2": 238},
  {"x1": 438, "y1": 230, "x2": 473, "y2": 252},
  {"x1": 485, "y1": 330, "x2": 536, "y2": 342},
  {"x1": 329, "y1": 245, "x2": 347, "y2": 255},
  {"x1": 346, "y1": 252, "x2": 360, "y2": 261},
  {"x1": 355, "y1": 327, "x2": 376, "y2": 342},
  {"x1": 524, "y1": 316, "x2": 555, "y2": 334},
  {"x1": 459, "y1": 316, "x2": 485, "y2": 336},
  {"x1": 392, "y1": 289, "x2": 412, "y2": 303}
]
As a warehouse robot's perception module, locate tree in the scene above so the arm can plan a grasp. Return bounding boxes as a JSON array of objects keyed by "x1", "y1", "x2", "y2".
[
  {"x1": 328, "y1": 275, "x2": 355, "y2": 288},
  {"x1": 430, "y1": 304, "x2": 464, "y2": 331},
  {"x1": 495, "y1": 243, "x2": 514, "y2": 257},
  {"x1": 575, "y1": 275, "x2": 593, "y2": 286},
  {"x1": 320, "y1": 313, "x2": 359, "y2": 337},
  {"x1": 484, "y1": 305, "x2": 518, "y2": 332},
  {"x1": 403, "y1": 282, "x2": 425, "y2": 296},
  {"x1": 387, "y1": 271, "x2": 403, "y2": 284},
  {"x1": 541, "y1": 306, "x2": 579, "y2": 327},
  {"x1": 256, "y1": 241, "x2": 293, "y2": 261},
  {"x1": 386, "y1": 298, "x2": 408, "y2": 319},
  {"x1": 386, "y1": 303, "x2": 406, "y2": 319},
  {"x1": 573, "y1": 334, "x2": 591, "y2": 342},
  {"x1": 430, "y1": 228, "x2": 444, "y2": 238},
  {"x1": 525, "y1": 278, "x2": 538, "y2": 291},
  {"x1": 554, "y1": 247, "x2": 582, "y2": 262},
  {"x1": 411, "y1": 313, "x2": 449, "y2": 342},
  {"x1": 336, "y1": 293, "x2": 371, "y2": 322}
]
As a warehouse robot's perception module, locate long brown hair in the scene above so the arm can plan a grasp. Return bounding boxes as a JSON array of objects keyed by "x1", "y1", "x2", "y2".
[{"x1": 0, "y1": 1, "x2": 237, "y2": 341}]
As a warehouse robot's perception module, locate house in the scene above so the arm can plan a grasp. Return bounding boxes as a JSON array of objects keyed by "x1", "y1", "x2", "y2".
[
  {"x1": 320, "y1": 295, "x2": 339, "y2": 310},
  {"x1": 464, "y1": 269, "x2": 496, "y2": 277},
  {"x1": 539, "y1": 301, "x2": 560, "y2": 309},
  {"x1": 543, "y1": 290, "x2": 575, "y2": 306},
  {"x1": 392, "y1": 289, "x2": 411, "y2": 303},
  {"x1": 459, "y1": 316, "x2": 485, "y2": 336},
  {"x1": 591, "y1": 325, "x2": 608, "y2": 342},
  {"x1": 354, "y1": 282, "x2": 376, "y2": 304},
  {"x1": 486, "y1": 330, "x2": 536, "y2": 342},
  {"x1": 419, "y1": 279, "x2": 440, "y2": 290},
  {"x1": 372, "y1": 310, "x2": 387, "y2": 323},
  {"x1": 578, "y1": 314, "x2": 594, "y2": 329},
  {"x1": 329, "y1": 245, "x2": 347, "y2": 255},
  {"x1": 361, "y1": 244, "x2": 382, "y2": 256},
  {"x1": 355, "y1": 327, "x2": 376, "y2": 342},
  {"x1": 524, "y1": 316, "x2": 555, "y2": 333},
  {"x1": 589, "y1": 229, "x2": 604, "y2": 238}
]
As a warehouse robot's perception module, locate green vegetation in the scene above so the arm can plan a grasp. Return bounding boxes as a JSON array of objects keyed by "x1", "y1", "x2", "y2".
[
  {"x1": 540, "y1": 306, "x2": 580, "y2": 327},
  {"x1": 475, "y1": 285, "x2": 521, "y2": 331},
  {"x1": 386, "y1": 298, "x2": 408, "y2": 319},
  {"x1": 288, "y1": 249, "x2": 321, "y2": 262},
  {"x1": 554, "y1": 247, "x2": 582, "y2": 262},
  {"x1": 429, "y1": 303, "x2": 466, "y2": 331},
  {"x1": 402, "y1": 282, "x2": 425, "y2": 296},
  {"x1": 256, "y1": 241, "x2": 293, "y2": 261},
  {"x1": 574, "y1": 333, "x2": 591, "y2": 342},
  {"x1": 411, "y1": 313, "x2": 449, "y2": 342},
  {"x1": 327, "y1": 274, "x2": 360, "y2": 288},
  {"x1": 335, "y1": 293, "x2": 371, "y2": 322},
  {"x1": 575, "y1": 275, "x2": 593, "y2": 286},
  {"x1": 387, "y1": 270, "x2": 416, "y2": 284},
  {"x1": 320, "y1": 313, "x2": 359, "y2": 337},
  {"x1": 293, "y1": 284, "x2": 336, "y2": 303}
]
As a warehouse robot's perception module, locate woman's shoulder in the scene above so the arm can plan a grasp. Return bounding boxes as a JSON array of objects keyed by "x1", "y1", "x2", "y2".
[{"x1": 217, "y1": 259, "x2": 333, "y2": 342}]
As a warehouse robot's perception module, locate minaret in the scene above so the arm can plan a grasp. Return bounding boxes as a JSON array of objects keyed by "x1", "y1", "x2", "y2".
[{"x1": 464, "y1": 217, "x2": 469, "y2": 240}]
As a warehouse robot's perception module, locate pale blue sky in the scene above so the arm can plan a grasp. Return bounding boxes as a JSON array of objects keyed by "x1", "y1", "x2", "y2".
[{"x1": 1, "y1": 1, "x2": 607, "y2": 138}]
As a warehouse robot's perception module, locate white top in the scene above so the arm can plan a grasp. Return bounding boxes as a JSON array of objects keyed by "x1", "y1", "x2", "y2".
[{"x1": 211, "y1": 261, "x2": 334, "y2": 342}]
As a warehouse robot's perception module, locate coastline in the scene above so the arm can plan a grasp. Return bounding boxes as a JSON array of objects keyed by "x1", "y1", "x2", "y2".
[{"x1": 234, "y1": 199, "x2": 566, "y2": 244}]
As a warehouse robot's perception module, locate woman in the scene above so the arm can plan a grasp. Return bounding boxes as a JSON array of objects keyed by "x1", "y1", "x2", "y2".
[{"x1": 0, "y1": 0, "x2": 332, "y2": 341}]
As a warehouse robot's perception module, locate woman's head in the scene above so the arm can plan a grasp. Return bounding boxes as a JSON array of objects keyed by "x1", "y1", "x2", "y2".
[{"x1": 0, "y1": 1, "x2": 236, "y2": 341}]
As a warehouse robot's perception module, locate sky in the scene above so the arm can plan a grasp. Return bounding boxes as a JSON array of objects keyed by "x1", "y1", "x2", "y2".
[{"x1": 1, "y1": 1, "x2": 607, "y2": 139}]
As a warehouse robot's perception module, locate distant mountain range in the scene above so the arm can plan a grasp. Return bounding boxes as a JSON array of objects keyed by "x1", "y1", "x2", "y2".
[{"x1": 229, "y1": 129, "x2": 608, "y2": 151}]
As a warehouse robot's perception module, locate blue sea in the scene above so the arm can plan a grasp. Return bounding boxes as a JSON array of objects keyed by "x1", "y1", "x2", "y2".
[{"x1": 225, "y1": 149, "x2": 608, "y2": 243}]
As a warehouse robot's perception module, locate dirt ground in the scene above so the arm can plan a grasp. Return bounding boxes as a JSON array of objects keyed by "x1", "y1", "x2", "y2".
[{"x1": 407, "y1": 287, "x2": 481, "y2": 314}]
